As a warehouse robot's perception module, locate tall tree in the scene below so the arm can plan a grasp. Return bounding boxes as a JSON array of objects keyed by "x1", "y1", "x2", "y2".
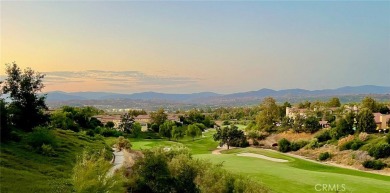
[
  {"x1": 328, "y1": 97, "x2": 341, "y2": 107},
  {"x1": 304, "y1": 116, "x2": 321, "y2": 133},
  {"x1": 186, "y1": 124, "x2": 201, "y2": 141},
  {"x1": 356, "y1": 108, "x2": 376, "y2": 133},
  {"x1": 361, "y1": 97, "x2": 378, "y2": 112},
  {"x1": 150, "y1": 108, "x2": 168, "y2": 126},
  {"x1": 159, "y1": 121, "x2": 175, "y2": 140},
  {"x1": 1, "y1": 63, "x2": 48, "y2": 131},
  {"x1": 0, "y1": 99, "x2": 10, "y2": 140},
  {"x1": 213, "y1": 125, "x2": 245, "y2": 149},
  {"x1": 171, "y1": 126, "x2": 185, "y2": 141},
  {"x1": 119, "y1": 113, "x2": 135, "y2": 133},
  {"x1": 255, "y1": 97, "x2": 279, "y2": 132}
]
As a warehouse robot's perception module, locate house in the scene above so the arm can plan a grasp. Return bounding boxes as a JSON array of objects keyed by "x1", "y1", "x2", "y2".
[
  {"x1": 373, "y1": 113, "x2": 390, "y2": 131},
  {"x1": 286, "y1": 107, "x2": 308, "y2": 119},
  {"x1": 93, "y1": 114, "x2": 121, "y2": 128}
]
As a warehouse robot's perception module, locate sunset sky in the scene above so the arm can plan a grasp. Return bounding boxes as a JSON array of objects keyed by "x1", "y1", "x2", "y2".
[{"x1": 1, "y1": 1, "x2": 389, "y2": 94}]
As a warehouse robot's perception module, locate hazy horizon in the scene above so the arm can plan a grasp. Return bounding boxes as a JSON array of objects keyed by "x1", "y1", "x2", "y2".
[{"x1": 1, "y1": 1, "x2": 389, "y2": 94}]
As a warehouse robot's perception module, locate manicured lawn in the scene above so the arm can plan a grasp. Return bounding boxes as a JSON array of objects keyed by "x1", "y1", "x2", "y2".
[
  {"x1": 127, "y1": 129, "x2": 219, "y2": 155},
  {"x1": 195, "y1": 148, "x2": 390, "y2": 193}
]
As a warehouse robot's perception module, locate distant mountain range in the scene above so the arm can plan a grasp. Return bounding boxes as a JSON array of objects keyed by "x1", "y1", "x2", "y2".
[{"x1": 44, "y1": 85, "x2": 390, "y2": 104}]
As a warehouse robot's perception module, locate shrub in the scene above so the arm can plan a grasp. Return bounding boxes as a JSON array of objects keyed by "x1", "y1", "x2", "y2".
[
  {"x1": 315, "y1": 129, "x2": 332, "y2": 142},
  {"x1": 337, "y1": 135, "x2": 355, "y2": 150},
  {"x1": 116, "y1": 136, "x2": 132, "y2": 151},
  {"x1": 290, "y1": 140, "x2": 309, "y2": 151},
  {"x1": 278, "y1": 138, "x2": 291, "y2": 152},
  {"x1": 27, "y1": 127, "x2": 57, "y2": 149},
  {"x1": 318, "y1": 152, "x2": 331, "y2": 161},
  {"x1": 339, "y1": 139, "x2": 364, "y2": 151},
  {"x1": 306, "y1": 138, "x2": 320, "y2": 149},
  {"x1": 247, "y1": 131, "x2": 269, "y2": 140},
  {"x1": 41, "y1": 144, "x2": 56, "y2": 156},
  {"x1": 362, "y1": 160, "x2": 387, "y2": 170},
  {"x1": 368, "y1": 143, "x2": 390, "y2": 159},
  {"x1": 358, "y1": 132, "x2": 369, "y2": 142},
  {"x1": 253, "y1": 140, "x2": 259, "y2": 146}
]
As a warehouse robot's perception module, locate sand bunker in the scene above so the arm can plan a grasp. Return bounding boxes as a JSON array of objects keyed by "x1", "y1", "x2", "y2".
[{"x1": 237, "y1": 153, "x2": 288, "y2": 162}]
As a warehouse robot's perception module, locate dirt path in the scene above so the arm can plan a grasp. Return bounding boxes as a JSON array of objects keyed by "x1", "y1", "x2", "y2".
[{"x1": 237, "y1": 153, "x2": 288, "y2": 162}]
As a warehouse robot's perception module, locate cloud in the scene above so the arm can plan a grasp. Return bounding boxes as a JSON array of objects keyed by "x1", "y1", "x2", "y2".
[{"x1": 43, "y1": 70, "x2": 199, "y2": 92}]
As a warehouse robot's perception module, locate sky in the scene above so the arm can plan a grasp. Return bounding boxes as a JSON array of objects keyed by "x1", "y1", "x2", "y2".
[{"x1": 1, "y1": 1, "x2": 389, "y2": 94}]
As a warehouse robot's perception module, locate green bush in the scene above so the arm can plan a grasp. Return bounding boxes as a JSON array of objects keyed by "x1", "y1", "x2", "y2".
[
  {"x1": 339, "y1": 139, "x2": 364, "y2": 151},
  {"x1": 315, "y1": 129, "x2": 332, "y2": 142},
  {"x1": 27, "y1": 127, "x2": 57, "y2": 149},
  {"x1": 318, "y1": 152, "x2": 331, "y2": 161},
  {"x1": 306, "y1": 138, "x2": 320, "y2": 149},
  {"x1": 41, "y1": 144, "x2": 56, "y2": 156},
  {"x1": 368, "y1": 143, "x2": 390, "y2": 159},
  {"x1": 362, "y1": 160, "x2": 387, "y2": 170},
  {"x1": 253, "y1": 140, "x2": 259, "y2": 146},
  {"x1": 278, "y1": 138, "x2": 291, "y2": 152},
  {"x1": 290, "y1": 140, "x2": 309, "y2": 151}
]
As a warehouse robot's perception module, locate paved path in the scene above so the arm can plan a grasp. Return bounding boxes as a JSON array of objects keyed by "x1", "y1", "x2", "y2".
[{"x1": 107, "y1": 148, "x2": 124, "y2": 177}]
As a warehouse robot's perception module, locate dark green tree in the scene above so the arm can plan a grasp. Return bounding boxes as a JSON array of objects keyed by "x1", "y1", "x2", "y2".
[
  {"x1": 356, "y1": 108, "x2": 376, "y2": 133},
  {"x1": 213, "y1": 125, "x2": 245, "y2": 149},
  {"x1": 0, "y1": 99, "x2": 10, "y2": 140},
  {"x1": 119, "y1": 113, "x2": 134, "y2": 133},
  {"x1": 105, "y1": 121, "x2": 115, "y2": 128},
  {"x1": 1, "y1": 63, "x2": 49, "y2": 131},
  {"x1": 304, "y1": 116, "x2": 321, "y2": 133}
]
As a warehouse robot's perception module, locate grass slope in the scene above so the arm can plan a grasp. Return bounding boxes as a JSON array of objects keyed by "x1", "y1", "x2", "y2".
[{"x1": 0, "y1": 130, "x2": 110, "y2": 193}]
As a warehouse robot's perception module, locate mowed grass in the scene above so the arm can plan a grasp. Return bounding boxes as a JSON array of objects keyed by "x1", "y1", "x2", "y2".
[
  {"x1": 195, "y1": 148, "x2": 390, "y2": 193},
  {"x1": 127, "y1": 129, "x2": 219, "y2": 155},
  {"x1": 0, "y1": 129, "x2": 110, "y2": 193}
]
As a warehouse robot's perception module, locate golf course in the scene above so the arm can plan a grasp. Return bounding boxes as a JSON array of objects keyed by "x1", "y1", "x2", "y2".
[{"x1": 127, "y1": 129, "x2": 390, "y2": 193}]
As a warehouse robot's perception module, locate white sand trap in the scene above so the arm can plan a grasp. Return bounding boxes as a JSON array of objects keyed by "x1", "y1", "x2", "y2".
[{"x1": 237, "y1": 153, "x2": 288, "y2": 162}]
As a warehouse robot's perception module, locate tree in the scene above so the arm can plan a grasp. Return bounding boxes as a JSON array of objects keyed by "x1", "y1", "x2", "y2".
[
  {"x1": 361, "y1": 97, "x2": 378, "y2": 112},
  {"x1": 171, "y1": 126, "x2": 185, "y2": 141},
  {"x1": 159, "y1": 121, "x2": 175, "y2": 140},
  {"x1": 0, "y1": 99, "x2": 10, "y2": 140},
  {"x1": 186, "y1": 124, "x2": 202, "y2": 141},
  {"x1": 328, "y1": 97, "x2": 341, "y2": 107},
  {"x1": 255, "y1": 97, "x2": 279, "y2": 132},
  {"x1": 132, "y1": 122, "x2": 142, "y2": 138},
  {"x1": 119, "y1": 113, "x2": 134, "y2": 133},
  {"x1": 333, "y1": 117, "x2": 355, "y2": 139},
  {"x1": 150, "y1": 108, "x2": 168, "y2": 127},
  {"x1": 292, "y1": 114, "x2": 305, "y2": 133},
  {"x1": 213, "y1": 125, "x2": 245, "y2": 149},
  {"x1": 356, "y1": 108, "x2": 376, "y2": 133},
  {"x1": 105, "y1": 121, "x2": 115, "y2": 128},
  {"x1": 304, "y1": 116, "x2": 321, "y2": 133},
  {"x1": 1, "y1": 63, "x2": 49, "y2": 131}
]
